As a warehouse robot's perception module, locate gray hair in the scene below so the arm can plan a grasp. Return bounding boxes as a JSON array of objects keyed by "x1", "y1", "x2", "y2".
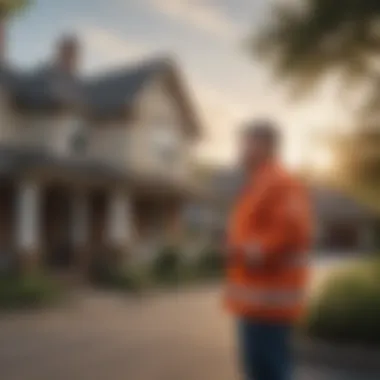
[{"x1": 241, "y1": 119, "x2": 280, "y2": 149}]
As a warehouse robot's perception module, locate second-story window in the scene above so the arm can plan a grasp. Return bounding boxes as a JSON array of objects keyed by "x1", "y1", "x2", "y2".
[
  {"x1": 69, "y1": 122, "x2": 88, "y2": 155},
  {"x1": 154, "y1": 128, "x2": 178, "y2": 163}
]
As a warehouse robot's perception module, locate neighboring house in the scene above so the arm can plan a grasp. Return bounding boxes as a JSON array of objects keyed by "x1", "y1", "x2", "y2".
[
  {"x1": 312, "y1": 188, "x2": 379, "y2": 252},
  {"x1": 183, "y1": 166, "x2": 242, "y2": 254},
  {"x1": 0, "y1": 36, "x2": 203, "y2": 276},
  {"x1": 187, "y1": 167, "x2": 380, "y2": 253}
]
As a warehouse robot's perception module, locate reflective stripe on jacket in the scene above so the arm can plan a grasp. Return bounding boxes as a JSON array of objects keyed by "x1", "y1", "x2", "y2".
[{"x1": 224, "y1": 161, "x2": 313, "y2": 322}]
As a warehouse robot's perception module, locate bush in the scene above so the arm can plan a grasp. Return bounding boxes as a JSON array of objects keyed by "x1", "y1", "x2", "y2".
[
  {"x1": 89, "y1": 249, "x2": 148, "y2": 293},
  {"x1": 0, "y1": 274, "x2": 62, "y2": 310},
  {"x1": 151, "y1": 246, "x2": 225, "y2": 285},
  {"x1": 89, "y1": 246, "x2": 225, "y2": 292},
  {"x1": 195, "y1": 248, "x2": 224, "y2": 279},
  {"x1": 305, "y1": 260, "x2": 380, "y2": 346},
  {"x1": 90, "y1": 258, "x2": 146, "y2": 293},
  {"x1": 151, "y1": 246, "x2": 181, "y2": 285}
]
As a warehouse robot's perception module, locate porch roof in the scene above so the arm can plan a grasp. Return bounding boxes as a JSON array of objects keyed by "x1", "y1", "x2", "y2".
[
  {"x1": 0, "y1": 147, "x2": 204, "y2": 198},
  {"x1": 0, "y1": 146, "x2": 127, "y2": 182}
]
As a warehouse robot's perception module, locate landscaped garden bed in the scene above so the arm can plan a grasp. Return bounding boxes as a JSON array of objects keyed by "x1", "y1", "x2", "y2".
[
  {"x1": 0, "y1": 273, "x2": 63, "y2": 310},
  {"x1": 89, "y1": 246, "x2": 224, "y2": 293}
]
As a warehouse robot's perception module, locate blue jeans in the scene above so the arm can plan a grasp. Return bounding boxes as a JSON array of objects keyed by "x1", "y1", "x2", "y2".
[{"x1": 237, "y1": 318, "x2": 293, "y2": 380}]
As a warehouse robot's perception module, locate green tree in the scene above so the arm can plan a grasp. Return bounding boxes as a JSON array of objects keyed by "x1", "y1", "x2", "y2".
[
  {"x1": 253, "y1": 0, "x2": 380, "y2": 98},
  {"x1": 0, "y1": 0, "x2": 29, "y2": 12},
  {"x1": 326, "y1": 128, "x2": 380, "y2": 199},
  {"x1": 0, "y1": 0, "x2": 31, "y2": 57},
  {"x1": 251, "y1": 0, "x2": 380, "y2": 199}
]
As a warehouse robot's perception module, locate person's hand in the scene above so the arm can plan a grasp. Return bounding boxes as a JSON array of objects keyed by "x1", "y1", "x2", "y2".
[
  {"x1": 242, "y1": 242, "x2": 263, "y2": 266},
  {"x1": 222, "y1": 244, "x2": 239, "y2": 260}
]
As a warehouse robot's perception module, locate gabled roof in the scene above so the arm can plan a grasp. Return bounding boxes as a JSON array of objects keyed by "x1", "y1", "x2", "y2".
[
  {"x1": 0, "y1": 56, "x2": 202, "y2": 137},
  {"x1": 84, "y1": 56, "x2": 202, "y2": 137},
  {"x1": 0, "y1": 145, "x2": 127, "y2": 181},
  {"x1": 84, "y1": 57, "x2": 169, "y2": 118},
  {"x1": 13, "y1": 65, "x2": 86, "y2": 110},
  {"x1": 0, "y1": 64, "x2": 18, "y2": 90}
]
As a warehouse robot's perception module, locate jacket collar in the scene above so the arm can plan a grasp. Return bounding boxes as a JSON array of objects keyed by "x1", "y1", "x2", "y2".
[{"x1": 248, "y1": 158, "x2": 279, "y2": 181}]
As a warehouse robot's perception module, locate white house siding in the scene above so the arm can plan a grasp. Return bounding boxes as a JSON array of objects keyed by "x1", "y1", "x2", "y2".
[
  {"x1": 88, "y1": 122, "x2": 129, "y2": 166},
  {"x1": 3, "y1": 110, "x2": 86, "y2": 155},
  {"x1": 2, "y1": 108, "x2": 129, "y2": 165},
  {"x1": 127, "y1": 77, "x2": 192, "y2": 182},
  {"x1": 0, "y1": 78, "x2": 194, "y2": 184},
  {"x1": 5, "y1": 113, "x2": 53, "y2": 148},
  {"x1": 50, "y1": 114, "x2": 85, "y2": 155}
]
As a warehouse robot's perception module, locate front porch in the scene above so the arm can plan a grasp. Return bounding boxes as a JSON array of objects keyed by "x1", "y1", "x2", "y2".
[
  {"x1": 0, "y1": 180, "x2": 130, "y2": 278},
  {"x1": 0, "y1": 176, "x2": 185, "y2": 280}
]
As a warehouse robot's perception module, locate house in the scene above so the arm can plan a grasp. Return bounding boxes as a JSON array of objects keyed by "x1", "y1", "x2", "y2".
[
  {"x1": 0, "y1": 35, "x2": 203, "y2": 277},
  {"x1": 187, "y1": 167, "x2": 379, "y2": 253},
  {"x1": 312, "y1": 187, "x2": 379, "y2": 252},
  {"x1": 183, "y1": 165, "x2": 242, "y2": 254}
]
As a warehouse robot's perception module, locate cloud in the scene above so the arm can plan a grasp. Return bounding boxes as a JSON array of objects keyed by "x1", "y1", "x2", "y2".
[
  {"x1": 73, "y1": 25, "x2": 154, "y2": 73},
  {"x1": 148, "y1": 0, "x2": 242, "y2": 40}
]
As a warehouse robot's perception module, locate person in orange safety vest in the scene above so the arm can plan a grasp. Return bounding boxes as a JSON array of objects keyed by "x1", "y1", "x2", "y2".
[{"x1": 224, "y1": 120, "x2": 313, "y2": 380}]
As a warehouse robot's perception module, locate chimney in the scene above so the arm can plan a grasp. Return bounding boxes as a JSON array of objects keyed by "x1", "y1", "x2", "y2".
[{"x1": 56, "y1": 35, "x2": 80, "y2": 73}]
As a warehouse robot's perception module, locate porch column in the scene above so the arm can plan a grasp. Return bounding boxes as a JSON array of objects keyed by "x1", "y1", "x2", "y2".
[
  {"x1": 106, "y1": 190, "x2": 132, "y2": 259},
  {"x1": 15, "y1": 180, "x2": 41, "y2": 273},
  {"x1": 71, "y1": 191, "x2": 90, "y2": 274}
]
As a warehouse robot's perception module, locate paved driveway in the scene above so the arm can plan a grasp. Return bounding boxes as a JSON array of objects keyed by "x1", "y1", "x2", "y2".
[
  {"x1": 0, "y1": 289, "x2": 376, "y2": 380},
  {"x1": 0, "y1": 256, "x2": 375, "y2": 380}
]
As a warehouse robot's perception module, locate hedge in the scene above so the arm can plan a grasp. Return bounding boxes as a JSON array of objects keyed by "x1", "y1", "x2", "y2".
[{"x1": 304, "y1": 259, "x2": 380, "y2": 346}]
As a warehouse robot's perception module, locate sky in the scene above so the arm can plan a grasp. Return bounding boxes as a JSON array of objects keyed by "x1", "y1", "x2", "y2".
[{"x1": 7, "y1": 0, "x2": 349, "y2": 168}]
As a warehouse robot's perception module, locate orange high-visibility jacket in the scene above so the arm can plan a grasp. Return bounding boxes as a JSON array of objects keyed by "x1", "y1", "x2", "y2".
[{"x1": 225, "y1": 161, "x2": 313, "y2": 322}]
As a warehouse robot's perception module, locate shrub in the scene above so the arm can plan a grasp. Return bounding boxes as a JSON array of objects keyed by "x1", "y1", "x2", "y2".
[
  {"x1": 151, "y1": 246, "x2": 181, "y2": 285},
  {"x1": 0, "y1": 274, "x2": 62, "y2": 310},
  {"x1": 195, "y1": 248, "x2": 224, "y2": 279},
  {"x1": 89, "y1": 254, "x2": 147, "y2": 293},
  {"x1": 305, "y1": 261, "x2": 380, "y2": 346}
]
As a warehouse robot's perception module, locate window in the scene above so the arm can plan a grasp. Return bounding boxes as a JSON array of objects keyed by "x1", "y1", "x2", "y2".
[
  {"x1": 154, "y1": 128, "x2": 178, "y2": 163},
  {"x1": 69, "y1": 122, "x2": 88, "y2": 155}
]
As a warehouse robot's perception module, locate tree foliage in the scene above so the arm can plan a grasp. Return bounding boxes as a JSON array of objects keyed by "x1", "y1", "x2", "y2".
[
  {"x1": 0, "y1": 0, "x2": 30, "y2": 14},
  {"x1": 333, "y1": 129, "x2": 380, "y2": 186},
  {"x1": 252, "y1": 0, "x2": 380, "y2": 200},
  {"x1": 253, "y1": 0, "x2": 380, "y2": 95}
]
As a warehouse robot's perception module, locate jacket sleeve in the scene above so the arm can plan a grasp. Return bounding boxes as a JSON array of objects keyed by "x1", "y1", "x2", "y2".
[{"x1": 251, "y1": 180, "x2": 312, "y2": 266}]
